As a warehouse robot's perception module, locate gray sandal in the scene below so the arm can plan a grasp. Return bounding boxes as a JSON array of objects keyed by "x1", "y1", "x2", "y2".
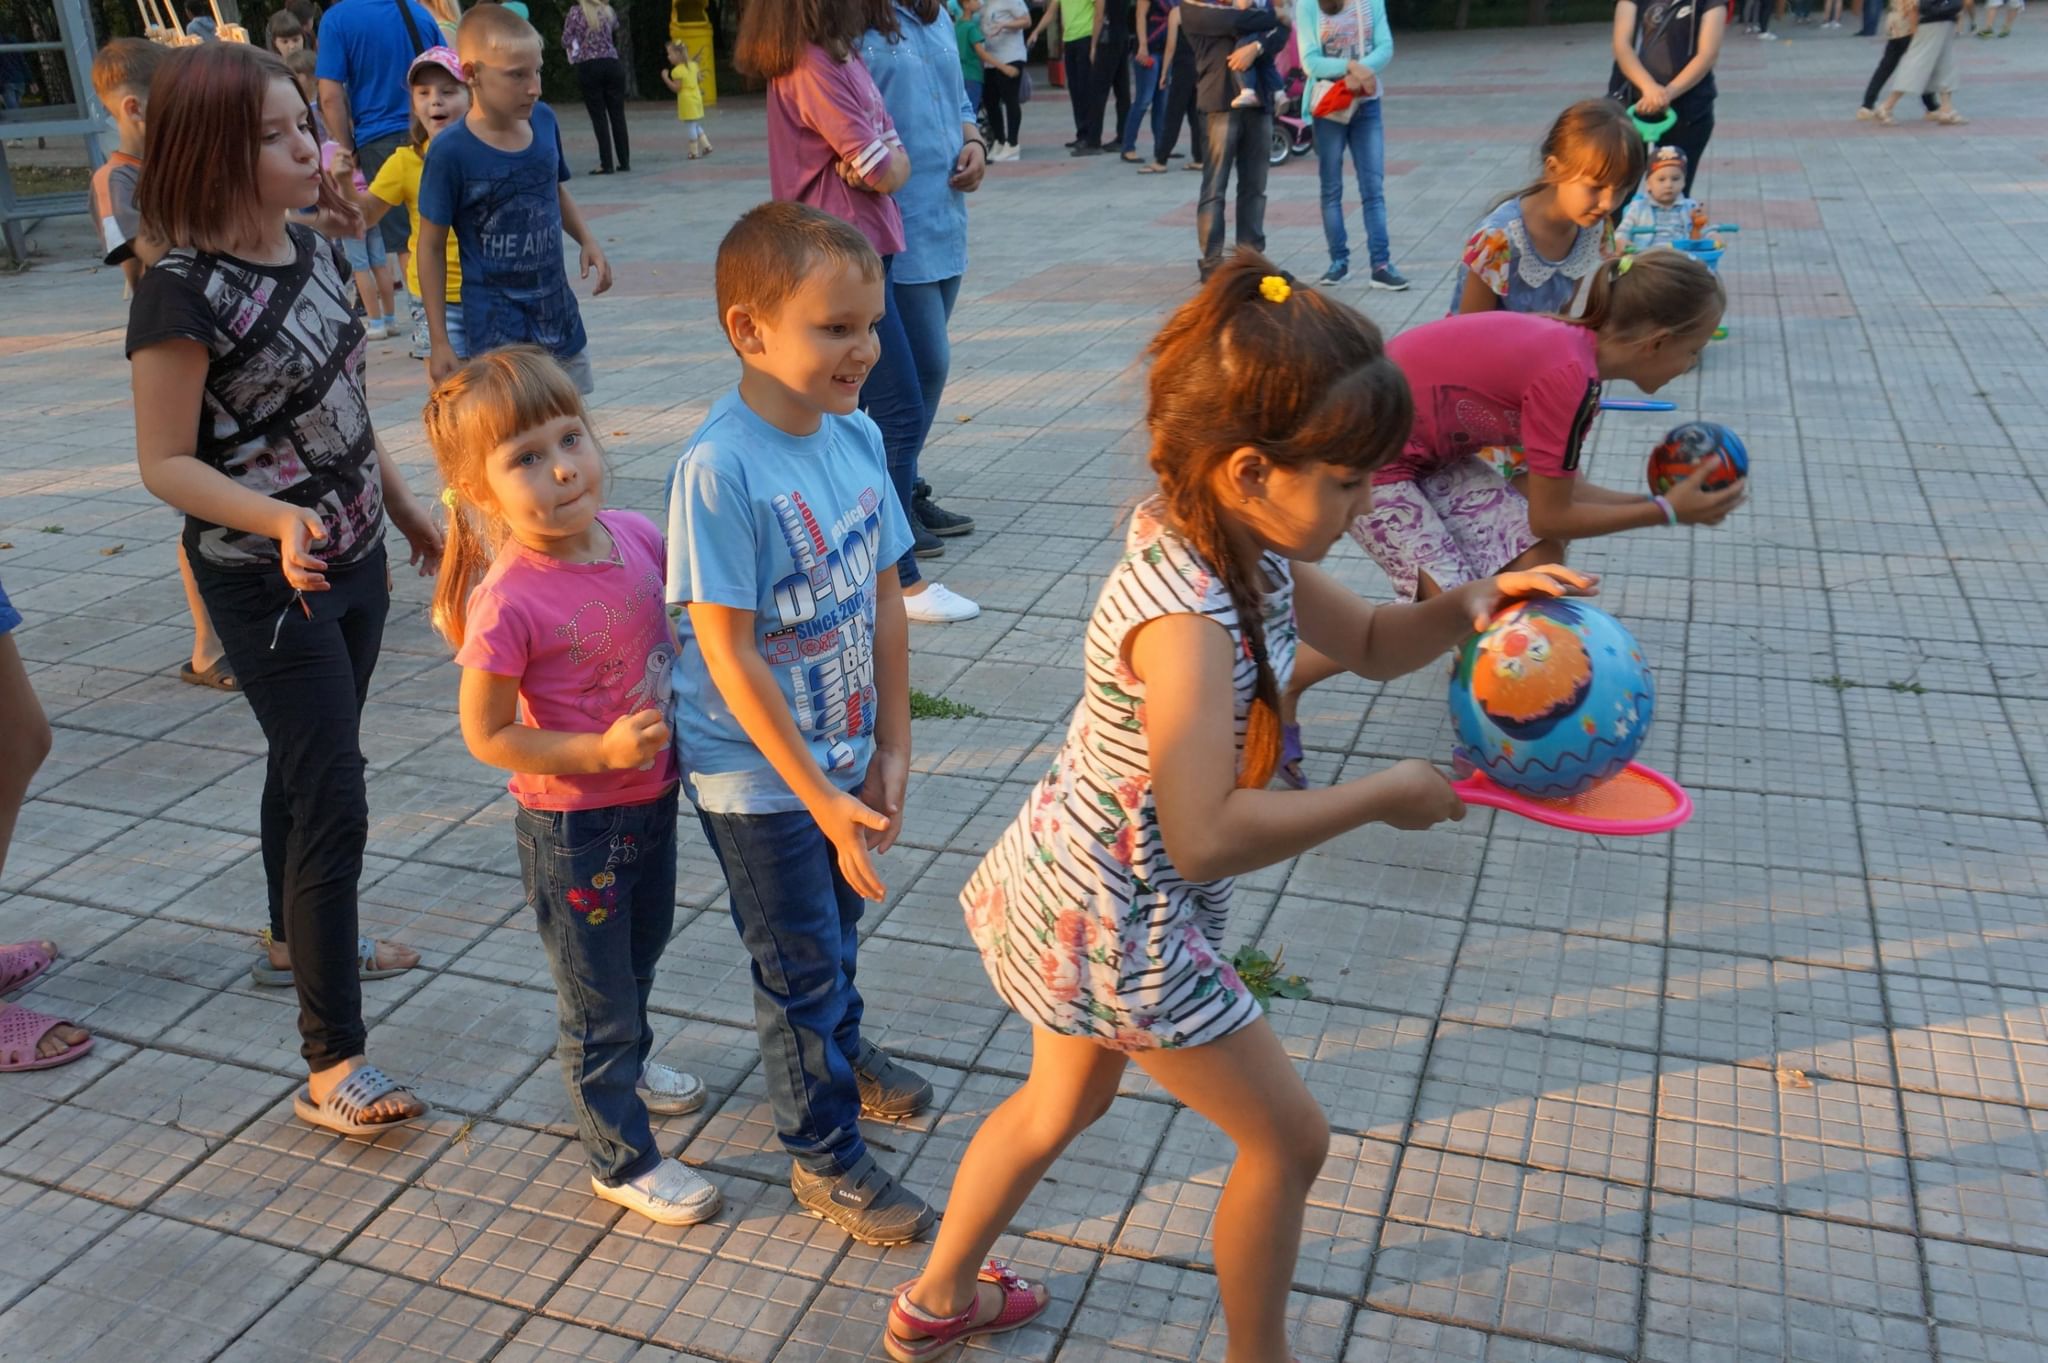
[
  {"x1": 292, "y1": 1064, "x2": 428, "y2": 1136},
  {"x1": 251, "y1": 933, "x2": 411, "y2": 987}
]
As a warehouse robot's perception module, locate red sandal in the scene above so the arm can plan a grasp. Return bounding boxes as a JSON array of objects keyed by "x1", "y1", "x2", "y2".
[{"x1": 884, "y1": 1259, "x2": 1051, "y2": 1362}]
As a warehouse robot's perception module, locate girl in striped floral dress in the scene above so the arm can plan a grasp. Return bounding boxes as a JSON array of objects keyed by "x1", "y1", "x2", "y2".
[{"x1": 877, "y1": 254, "x2": 1596, "y2": 1363}]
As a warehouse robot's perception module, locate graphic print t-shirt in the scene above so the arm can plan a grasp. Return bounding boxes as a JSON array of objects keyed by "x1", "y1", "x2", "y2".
[
  {"x1": 455, "y1": 510, "x2": 679, "y2": 812},
  {"x1": 125, "y1": 224, "x2": 383, "y2": 572},
  {"x1": 418, "y1": 102, "x2": 586, "y2": 359},
  {"x1": 90, "y1": 151, "x2": 142, "y2": 265},
  {"x1": 1608, "y1": 0, "x2": 1727, "y2": 117},
  {"x1": 664, "y1": 388, "x2": 915, "y2": 815}
]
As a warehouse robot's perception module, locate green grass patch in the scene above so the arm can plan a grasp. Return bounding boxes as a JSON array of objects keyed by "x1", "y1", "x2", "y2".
[
  {"x1": 1230, "y1": 946, "x2": 1312, "y2": 1005},
  {"x1": 909, "y1": 690, "x2": 985, "y2": 721},
  {"x1": 10, "y1": 165, "x2": 92, "y2": 198}
]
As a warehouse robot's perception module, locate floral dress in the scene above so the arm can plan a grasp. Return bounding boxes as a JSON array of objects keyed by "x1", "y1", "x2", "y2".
[
  {"x1": 1446, "y1": 197, "x2": 1616, "y2": 319},
  {"x1": 960, "y1": 500, "x2": 1297, "y2": 1052}
]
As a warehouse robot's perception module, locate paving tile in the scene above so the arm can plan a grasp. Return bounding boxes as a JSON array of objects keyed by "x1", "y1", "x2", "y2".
[
  {"x1": 23, "y1": 815, "x2": 258, "y2": 915},
  {"x1": 1258, "y1": 898, "x2": 1463, "y2": 1019},
  {"x1": 0, "y1": 1176, "x2": 130, "y2": 1313},
  {"x1": 1922, "y1": 1240, "x2": 2048, "y2": 1353},
  {"x1": 1661, "y1": 949, "x2": 1892, "y2": 1086},
  {"x1": 545, "y1": 1226, "x2": 819, "y2": 1360},
  {"x1": 1060, "y1": 1256, "x2": 1351, "y2": 1362},
  {"x1": 1887, "y1": 976, "x2": 2048, "y2": 1110},
  {"x1": 213, "y1": 1259, "x2": 525, "y2": 1362},
  {"x1": 1271, "y1": 998, "x2": 1434, "y2": 1143},
  {"x1": 496, "y1": 1316, "x2": 685, "y2": 1362},
  {"x1": 1647, "y1": 1193, "x2": 1922, "y2": 1314},
  {"x1": 1442, "y1": 924, "x2": 1664, "y2": 1050},
  {"x1": 1366, "y1": 1217, "x2": 1639, "y2": 1356},
  {"x1": 1640, "y1": 1267, "x2": 1935, "y2": 1363},
  {"x1": 369, "y1": 973, "x2": 564, "y2": 1114},
  {"x1": 1472, "y1": 832, "x2": 1670, "y2": 944}
]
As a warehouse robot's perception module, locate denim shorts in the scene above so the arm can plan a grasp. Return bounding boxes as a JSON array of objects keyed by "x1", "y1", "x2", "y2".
[
  {"x1": 0, "y1": 573, "x2": 20, "y2": 636},
  {"x1": 340, "y1": 230, "x2": 388, "y2": 273}
]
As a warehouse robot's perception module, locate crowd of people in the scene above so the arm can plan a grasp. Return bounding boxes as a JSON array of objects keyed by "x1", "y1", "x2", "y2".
[{"x1": 0, "y1": 0, "x2": 2008, "y2": 1358}]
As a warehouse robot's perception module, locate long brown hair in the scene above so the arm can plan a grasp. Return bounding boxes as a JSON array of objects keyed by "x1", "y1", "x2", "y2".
[
  {"x1": 1566, "y1": 250, "x2": 1724, "y2": 340},
  {"x1": 1490, "y1": 98, "x2": 1647, "y2": 213},
  {"x1": 735, "y1": 0, "x2": 866, "y2": 76},
  {"x1": 136, "y1": 43, "x2": 348, "y2": 253},
  {"x1": 423, "y1": 347, "x2": 597, "y2": 648},
  {"x1": 1145, "y1": 251, "x2": 1414, "y2": 787}
]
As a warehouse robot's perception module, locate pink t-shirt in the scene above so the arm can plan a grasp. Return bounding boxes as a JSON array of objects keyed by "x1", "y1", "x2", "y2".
[
  {"x1": 1377, "y1": 312, "x2": 1602, "y2": 486},
  {"x1": 767, "y1": 44, "x2": 906, "y2": 258},
  {"x1": 454, "y1": 510, "x2": 679, "y2": 812}
]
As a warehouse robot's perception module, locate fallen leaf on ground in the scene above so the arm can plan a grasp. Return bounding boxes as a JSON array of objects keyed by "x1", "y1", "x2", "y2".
[
  {"x1": 1775, "y1": 1066, "x2": 1811, "y2": 1089},
  {"x1": 99, "y1": 545, "x2": 125, "y2": 557}
]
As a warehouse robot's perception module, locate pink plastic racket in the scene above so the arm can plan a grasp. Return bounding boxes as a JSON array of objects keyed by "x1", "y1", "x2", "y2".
[{"x1": 1451, "y1": 760, "x2": 1694, "y2": 836}]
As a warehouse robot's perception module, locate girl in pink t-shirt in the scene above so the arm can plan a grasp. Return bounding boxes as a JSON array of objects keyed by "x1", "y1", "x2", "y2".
[
  {"x1": 426, "y1": 347, "x2": 721, "y2": 1231},
  {"x1": 1279, "y1": 251, "x2": 1745, "y2": 784}
]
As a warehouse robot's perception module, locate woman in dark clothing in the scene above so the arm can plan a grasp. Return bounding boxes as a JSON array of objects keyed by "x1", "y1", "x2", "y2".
[
  {"x1": 1609, "y1": 0, "x2": 1728, "y2": 194},
  {"x1": 563, "y1": 0, "x2": 631, "y2": 173}
]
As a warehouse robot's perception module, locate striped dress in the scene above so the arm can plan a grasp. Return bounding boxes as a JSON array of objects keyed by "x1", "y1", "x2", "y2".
[{"x1": 960, "y1": 499, "x2": 1297, "y2": 1052}]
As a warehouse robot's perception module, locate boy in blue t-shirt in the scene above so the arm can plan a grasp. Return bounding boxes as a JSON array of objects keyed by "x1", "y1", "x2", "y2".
[
  {"x1": 665, "y1": 202, "x2": 932, "y2": 1248},
  {"x1": 417, "y1": 5, "x2": 610, "y2": 393}
]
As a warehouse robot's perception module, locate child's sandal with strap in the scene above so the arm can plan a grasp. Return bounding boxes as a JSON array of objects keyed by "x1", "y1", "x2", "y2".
[{"x1": 884, "y1": 1260, "x2": 1050, "y2": 1362}]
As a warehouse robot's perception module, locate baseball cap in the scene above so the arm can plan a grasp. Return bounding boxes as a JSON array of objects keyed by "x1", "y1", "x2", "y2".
[{"x1": 408, "y1": 45, "x2": 465, "y2": 84}]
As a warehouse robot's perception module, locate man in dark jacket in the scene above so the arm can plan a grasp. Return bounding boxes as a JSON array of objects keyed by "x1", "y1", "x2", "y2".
[{"x1": 1180, "y1": 1, "x2": 1291, "y2": 279}]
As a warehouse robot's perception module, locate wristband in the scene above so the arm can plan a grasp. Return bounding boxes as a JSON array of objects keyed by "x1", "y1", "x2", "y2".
[{"x1": 1650, "y1": 494, "x2": 1677, "y2": 526}]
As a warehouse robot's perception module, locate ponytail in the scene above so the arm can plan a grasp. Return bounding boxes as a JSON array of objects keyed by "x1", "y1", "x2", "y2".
[
  {"x1": 431, "y1": 494, "x2": 493, "y2": 650},
  {"x1": 1569, "y1": 249, "x2": 1723, "y2": 340}
]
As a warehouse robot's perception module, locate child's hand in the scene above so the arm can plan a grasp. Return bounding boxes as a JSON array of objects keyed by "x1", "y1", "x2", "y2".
[
  {"x1": 1369, "y1": 759, "x2": 1467, "y2": 830},
  {"x1": 1458, "y1": 566, "x2": 1600, "y2": 630},
  {"x1": 580, "y1": 242, "x2": 613, "y2": 295},
  {"x1": 1635, "y1": 85, "x2": 1670, "y2": 116},
  {"x1": 427, "y1": 342, "x2": 461, "y2": 385},
  {"x1": 1666, "y1": 463, "x2": 1748, "y2": 526},
  {"x1": 858, "y1": 746, "x2": 909, "y2": 855},
  {"x1": 274, "y1": 506, "x2": 330, "y2": 592},
  {"x1": 819, "y1": 787, "x2": 892, "y2": 901},
  {"x1": 389, "y1": 494, "x2": 444, "y2": 577},
  {"x1": 330, "y1": 148, "x2": 357, "y2": 180},
  {"x1": 598, "y1": 709, "x2": 671, "y2": 771}
]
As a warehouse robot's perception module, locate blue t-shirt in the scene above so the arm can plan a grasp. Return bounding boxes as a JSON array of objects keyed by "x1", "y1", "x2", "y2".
[
  {"x1": 418, "y1": 102, "x2": 586, "y2": 360},
  {"x1": 313, "y1": 0, "x2": 444, "y2": 146},
  {"x1": 664, "y1": 388, "x2": 916, "y2": 815}
]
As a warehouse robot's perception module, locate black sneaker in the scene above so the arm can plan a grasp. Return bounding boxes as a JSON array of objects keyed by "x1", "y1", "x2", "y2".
[
  {"x1": 1070, "y1": 143, "x2": 1105, "y2": 157},
  {"x1": 1370, "y1": 265, "x2": 1411, "y2": 292},
  {"x1": 913, "y1": 521, "x2": 945, "y2": 559},
  {"x1": 912, "y1": 482, "x2": 974, "y2": 537},
  {"x1": 791, "y1": 1152, "x2": 936, "y2": 1246},
  {"x1": 1064, "y1": 137, "x2": 1085, "y2": 148},
  {"x1": 854, "y1": 1039, "x2": 934, "y2": 1119},
  {"x1": 1317, "y1": 260, "x2": 1350, "y2": 286}
]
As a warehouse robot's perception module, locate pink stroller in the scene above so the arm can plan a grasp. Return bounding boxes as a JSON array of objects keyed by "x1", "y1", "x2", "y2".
[{"x1": 1269, "y1": 43, "x2": 1315, "y2": 164}]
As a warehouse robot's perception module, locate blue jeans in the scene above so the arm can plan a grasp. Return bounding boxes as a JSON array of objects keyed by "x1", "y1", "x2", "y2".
[
  {"x1": 964, "y1": 78, "x2": 983, "y2": 115},
  {"x1": 859, "y1": 255, "x2": 926, "y2": 588},
  {"x1": 517, "y1": 785, "x2": 679, "y2": 1185},
  {"x1": 1120, "y1": 54, "x2": 1166, "y2": 155},
  {"x1": 891, "y1": 274, "x2": 962, "y2": 455},
  {"x1": 697, "y1": 806, "x2": 869, "y2": 1177},
  {"x1": 1313, "y1": 101, "x2": 1390, "y2": 273}
]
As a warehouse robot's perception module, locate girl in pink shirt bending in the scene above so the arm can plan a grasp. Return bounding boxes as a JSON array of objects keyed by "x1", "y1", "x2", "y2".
[{"x1": 1278, "y1": 250, "x2": 1745, "y2": 785}]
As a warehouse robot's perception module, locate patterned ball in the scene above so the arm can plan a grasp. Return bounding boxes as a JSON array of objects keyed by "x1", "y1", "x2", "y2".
[
  {"x1": 1647, "y1": 421, "x2": 1749, "y2": 495},
  {"x1": 1447, "y1": 599, "x2": 1656, "y2": 799}
]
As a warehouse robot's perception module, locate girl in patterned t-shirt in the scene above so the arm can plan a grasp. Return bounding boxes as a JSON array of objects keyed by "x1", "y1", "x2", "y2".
[
  {"x1": 877, "y1": 255, "x2": 1594, "y2": 1363},
  {"x1": 126, "y1": 43, "x2": 443, "y2": 1139}
]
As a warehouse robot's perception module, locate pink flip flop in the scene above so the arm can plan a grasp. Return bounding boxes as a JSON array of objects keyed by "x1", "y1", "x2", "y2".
[
  {"x1": 885, "y1": 1260, "x2": 1051, "y2": 1363},
  {"x1": 0, "y1": 1003, "x2": 94, "y2": 1072},
  {"x1": 0, "y1": 941, "x2": 57, "y2": 996}
]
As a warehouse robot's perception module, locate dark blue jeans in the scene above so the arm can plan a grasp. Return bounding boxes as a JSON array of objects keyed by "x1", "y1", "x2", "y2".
[
  {"x1": 697, "y1": 806, "x2": 868, "y2": 1177},
  {"x1": 517, "y1": 785, "x2": 679, "y2": 1185},
  {"x1": 1313, "y1": 99, "x2": 1391, "y2": 273},
  {"x1": 1197, "y1": 108, "x2": 1271, "y2": 275},
  {"x1": 859, "y1": 254, "x2": 926, "y2": 588},
  {"x1": 1120, "y1": 53, "x2": 1166, "y2": 154},
  {"x1": 892, "y1": 273, "x2": 962, "y2": 455}
]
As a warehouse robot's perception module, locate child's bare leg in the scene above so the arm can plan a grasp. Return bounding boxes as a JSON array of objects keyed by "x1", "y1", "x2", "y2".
[
  {"x1": 373, "y1": 262, "x2": 396, "y2": 321},
  {"x1": 352, "y1": 268, "x2": 379, "y2": 318},
  {"x1": 897, "y1": 1029, "x2": 1126, "y2": 1326},
  {"x1": 1133, "y1": 1018, "x2": 1329, "y2": 1363},
  {"x1": 0, "y1": 633, "x2": 52, "y2": 885},
  {"x1": 178, "y1": 542, "x2": 224, "y2": 673}
]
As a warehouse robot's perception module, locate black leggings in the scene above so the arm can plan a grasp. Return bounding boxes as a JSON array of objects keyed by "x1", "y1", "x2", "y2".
[
  {"x1": 195, "y1": 543, "x2": 388, "y2": 1069},
  {"x1": 983, "y1": 65, "x2": 1023, "y2": 145},
  {"x1": 1153, "y1": 42, "x2": 1208, "y2": 166},
  {"x1": 575, "y1": 57, "x2": 630, "y2": 171},
  {"x1": 1863, "y1": 34, "x2": 1941, "y2": 110}
]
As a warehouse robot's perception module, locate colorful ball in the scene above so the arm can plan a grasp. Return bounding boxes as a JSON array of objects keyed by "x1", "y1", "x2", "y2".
[
  {"x1": 1647, "y1": 421, "x2": 1748, "y2": 495},
  {"x1": 1447, "y1": 599, "x2": 1656, "y2": 799}
]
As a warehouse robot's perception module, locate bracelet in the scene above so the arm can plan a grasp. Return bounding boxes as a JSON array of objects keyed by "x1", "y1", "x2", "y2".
[{"x1": 1650, "y1": 494, "x2": 1677, "y2": 526}]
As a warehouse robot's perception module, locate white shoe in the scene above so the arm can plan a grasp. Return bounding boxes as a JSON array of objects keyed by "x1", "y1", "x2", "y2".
[
  {"x1": 637, "y1": 1060, "x2": 707, "y2": 1116},
  {"x1": 1757, "y1": 30, "x2": 1779, "y2": 38},
  {"x1": 902, "y1": 583, "x2": 981, "y2": 623},
  {"x1": 593, "y1": 1158, "x2": 722, "y2": 1226}
]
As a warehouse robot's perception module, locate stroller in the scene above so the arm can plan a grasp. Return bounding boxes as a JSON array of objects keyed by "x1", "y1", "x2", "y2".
[{"x1": 1269, "y1": 45, "x2": 1315, "y2": 164}]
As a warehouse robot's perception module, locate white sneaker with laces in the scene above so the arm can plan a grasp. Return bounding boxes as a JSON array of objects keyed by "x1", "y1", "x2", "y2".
[
  {"x1": 637, "y1": 1060, "x2": 707, "y2": 1115},
  {"x1": 593, "y1": 1158, "x2": 722, "y2": 1225},
  {"x1": 902, "y1": 583, "x2": 981, "y2": 623}
]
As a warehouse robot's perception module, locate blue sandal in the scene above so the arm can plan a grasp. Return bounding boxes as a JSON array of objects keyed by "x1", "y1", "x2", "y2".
[
  {"x1": 292, "y1": 1065, "x2": 428, "y2": 1137},
  {"x1": 1277, "y1": 723, "x2": 1309, "y2": 790}
]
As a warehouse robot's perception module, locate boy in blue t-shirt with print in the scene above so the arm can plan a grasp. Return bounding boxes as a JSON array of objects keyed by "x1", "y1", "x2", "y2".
[
  {"x1": 665, "y1": 202, "x2": 933, "y2": 1248},
  {"x1": 418, "y1": 5, "x2": 610, "y2": 393}
]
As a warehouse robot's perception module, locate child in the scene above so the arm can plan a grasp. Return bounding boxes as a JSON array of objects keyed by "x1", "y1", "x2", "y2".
[
  {"x1": 266, "y1": 9, "x2": 306, "y2": 57},
  {"x1": 1229, "y1": 0, "x2": 1268, "y2": 106},
  {"x1": 883, "y1": 254, "x2": 1592, "y2": 1363},
  {"x1": 286, "y1": 49, "x2": 328, "y2": 150},
  {"x1": 666, "y1": 201, "x2": 934, "y2": 1246},
  {"x1": 125, "y1": 42, "x2": 442, "y2": 1135},
  {"x1": 89, "y1": 37, "x2": 239, "y2": 697},
  {"x1": 427, "y1": 347, "x2": 719, "y2": 1226},
  {"x1": 953, "y1": 0, "x2": 985, "y2": 124},
  {"x1": 1450, "y1": 98, "x2": 1644, "y2": 317},
  {"x1": 419, "y1": 4, "x2": 612, "y2": 392},
  {"x1": 332, "y1": 47, "x2": 471, "y2": 362},
  {"x1": 323, "y1": 137, "x2": 400, "y2": 340},
  {"x1": 660, "y1": 39, "x2": 710, "y2": 158},
  {"x1": 184, "y1": 0, "x2": 217, "y2": 41},
  {"x1": 1617, "y1": 145, "x2": 1704, "y2": 251}
]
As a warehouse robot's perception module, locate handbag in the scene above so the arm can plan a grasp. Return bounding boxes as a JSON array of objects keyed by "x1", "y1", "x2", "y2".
[
  {"x1": 1917, "y1": 0, "x2": 1961, "y2": 20},
  {"x1": 1306, "y1": 0, "x2": 1369, "y2": 125},
  {"x1": 1019, "y1": 68, "x2": 1033, "y2": 103}
]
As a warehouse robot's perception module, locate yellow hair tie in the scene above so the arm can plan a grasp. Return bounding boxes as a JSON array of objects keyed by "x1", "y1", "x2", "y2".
[
  {"x1": 1616, "y1": 255, "x2": 1634, "y2": 275},
  {"x1": 1259, "y1": 275, "x2": 1292, "y2": 303},
  {"x1": 440, "y1": 486, "x2": 459, "y2": 510}
]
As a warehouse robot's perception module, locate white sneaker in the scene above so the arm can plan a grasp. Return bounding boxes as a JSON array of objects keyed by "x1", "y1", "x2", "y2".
[
  {"x1": 637, "y1": 1060, "x2": 707, "y2": 1116},
  {"x1": 902, "y1": 583, "x2": 981, "y2": 623},
  {"x1": 1757, "y1": 29, "x2": 1779, "y2": 38},
  {"x1": 593, "y1": 1158, "x2": 722, "y2": 1226},
  {"x1": 1002, "y1": 142, "x2": 1022, "y2": 162}
]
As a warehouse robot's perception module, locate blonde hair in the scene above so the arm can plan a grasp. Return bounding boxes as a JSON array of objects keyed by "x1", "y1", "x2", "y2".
[
  {"x1": 577, "y1": 0, "x2": 617, "y2": 28},
  {"x1": 423, "y1": 346, "x2": 594, "y2": 647},
  {"x1": 457, "y1": 2, "x2": 540, "y2": 60},
  {"x1": 1567, "y1": 250, "x2": 1724, "y2": 341}
]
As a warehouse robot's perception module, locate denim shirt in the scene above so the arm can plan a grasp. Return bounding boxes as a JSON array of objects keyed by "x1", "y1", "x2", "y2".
[{"x1": 860, "y1": 5, "x2": 975, "y2": 286}]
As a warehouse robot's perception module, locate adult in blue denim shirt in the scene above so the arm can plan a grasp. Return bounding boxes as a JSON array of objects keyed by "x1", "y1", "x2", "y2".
[{"x1": 858, "y1": 0, "x2": 989, "y2": 625}]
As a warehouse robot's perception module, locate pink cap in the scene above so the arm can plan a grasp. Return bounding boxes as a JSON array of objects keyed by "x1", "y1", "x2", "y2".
[{"x1": 409, "y1": 45, "x2": 465, "y2": 85}]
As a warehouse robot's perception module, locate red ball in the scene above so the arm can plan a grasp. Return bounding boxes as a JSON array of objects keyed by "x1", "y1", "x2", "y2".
[{"x1": 1647, "y1": 422, "x2": 1749, "y2": 496}]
